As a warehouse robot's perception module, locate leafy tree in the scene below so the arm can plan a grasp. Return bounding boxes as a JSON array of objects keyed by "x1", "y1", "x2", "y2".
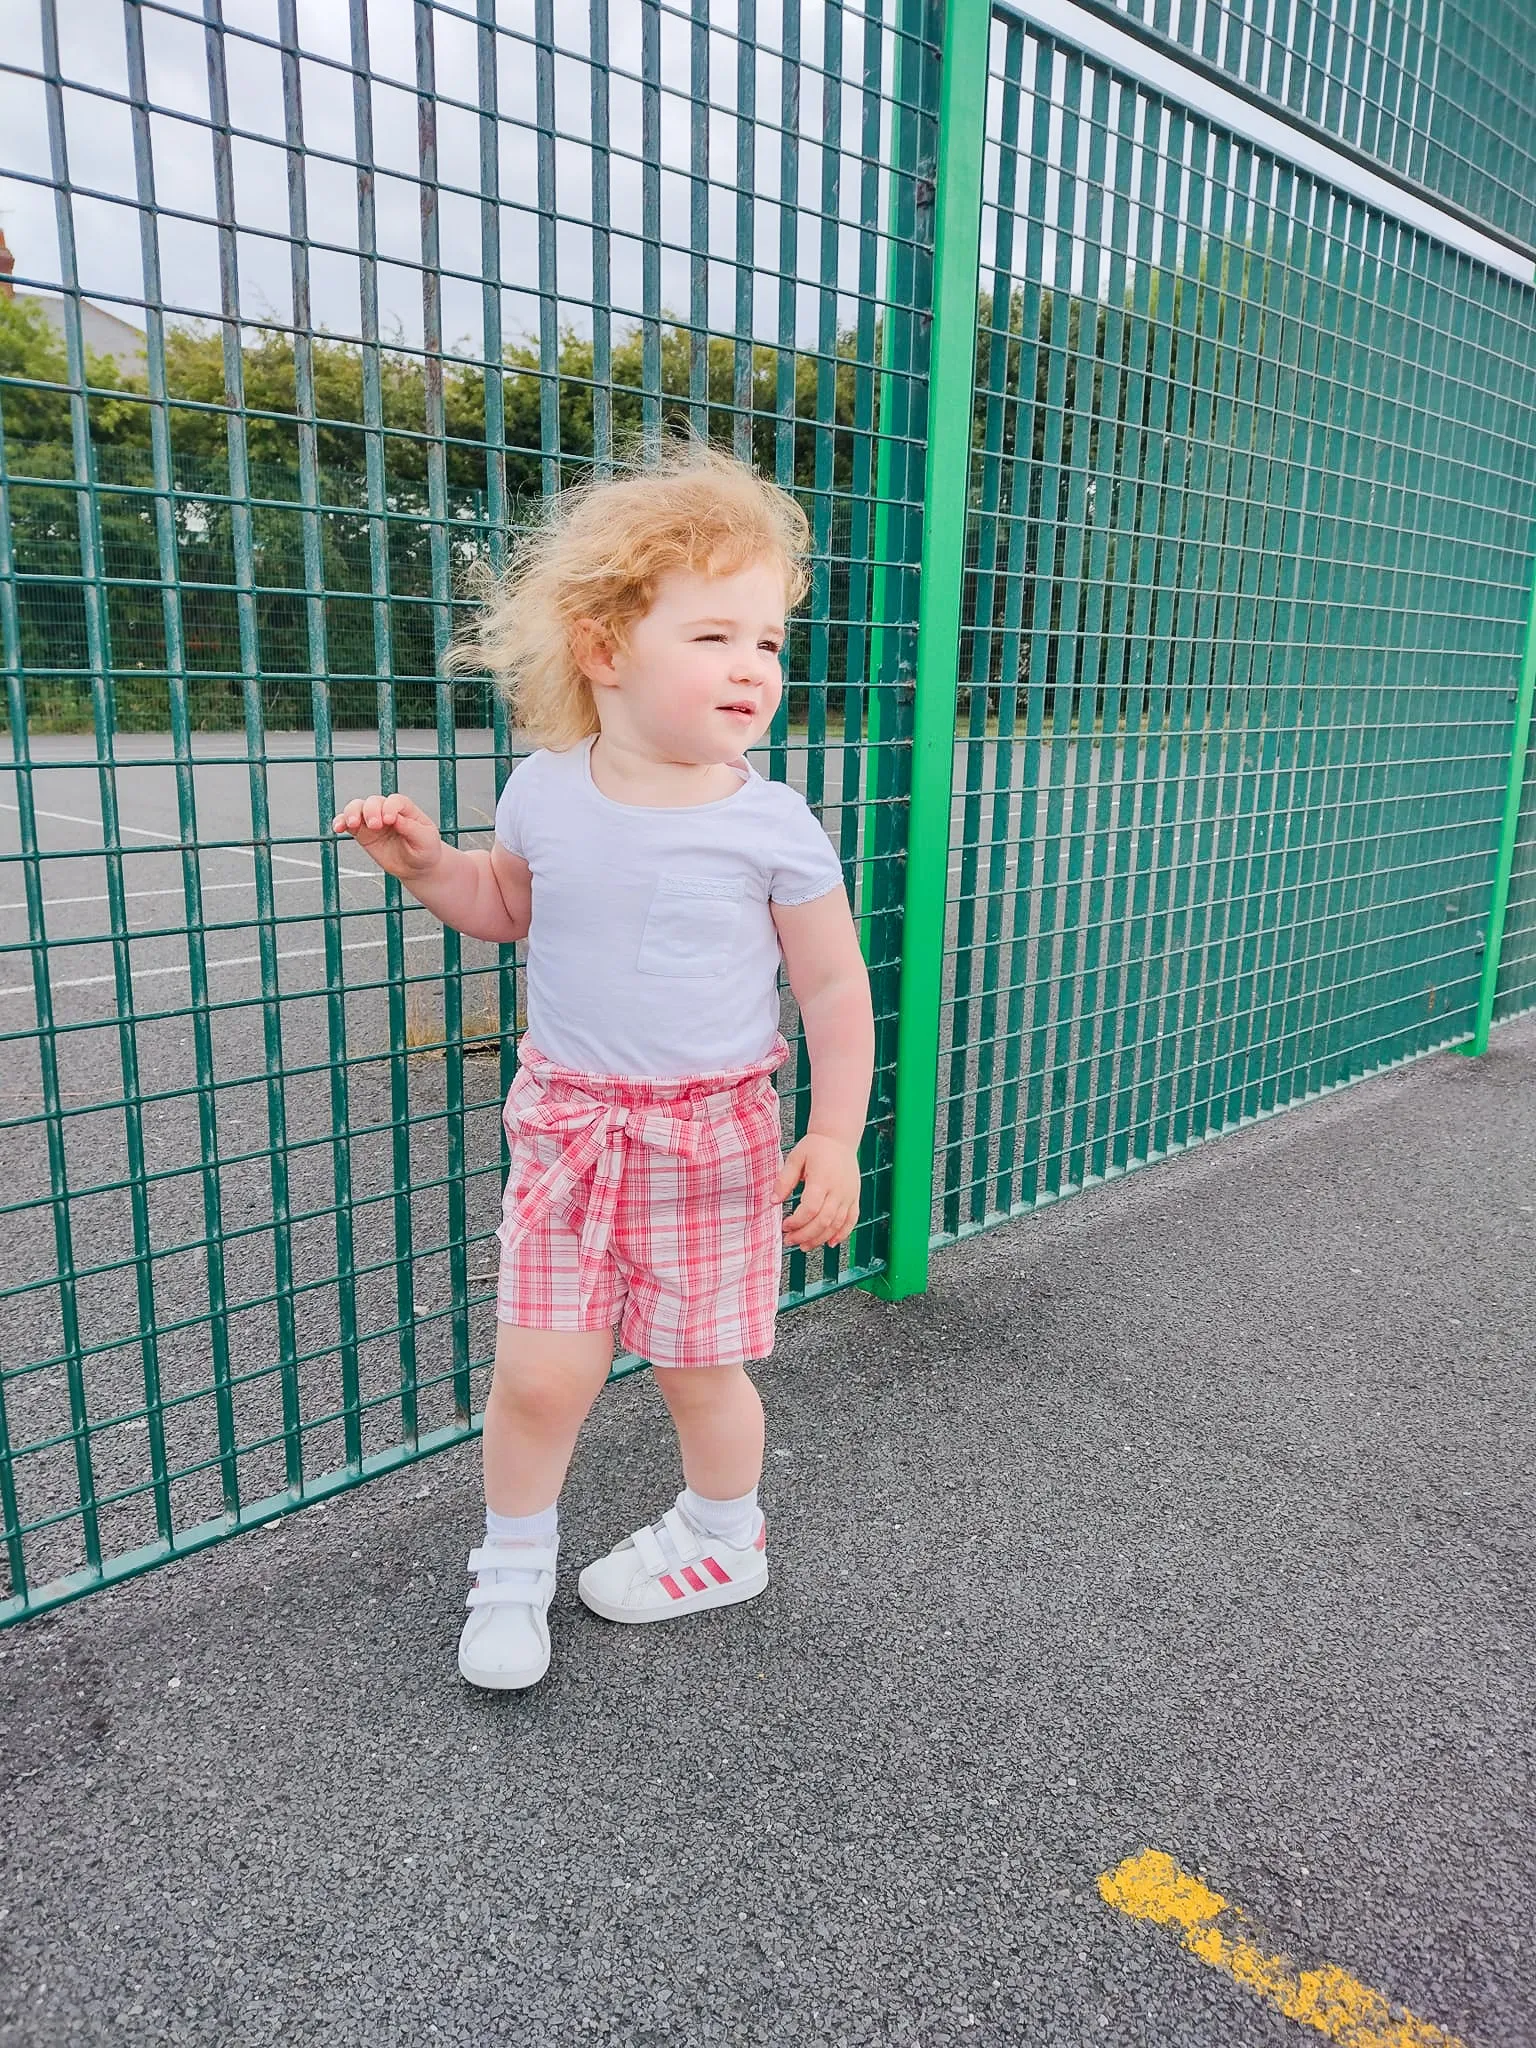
[
  {"x1": 1, "y1": 297, "x2": 894, "y2": 729},
  {"x1": 2, "y1": 235, "x2": 1290, "y2": 731}
]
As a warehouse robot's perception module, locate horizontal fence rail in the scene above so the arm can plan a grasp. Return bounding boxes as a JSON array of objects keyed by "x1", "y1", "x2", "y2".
[{"x1": 1, "y1": 0, "x2": 1534, "y2": 1622}]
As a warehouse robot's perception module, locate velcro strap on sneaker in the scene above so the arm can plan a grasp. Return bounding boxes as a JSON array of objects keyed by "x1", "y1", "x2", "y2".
[
  {"x1": 467, "y1": 1543, "x2": 557, "y2": 1578},
  {"x1": 465, "y1": 1578, "x2": 549, "y2": 1610},
  {"x1": 659, "y1": 1507, "x2": 703, "y2": 1565},
  {"x1": 630, "y1": 1521, "x2": 671, "y2": 1580}
]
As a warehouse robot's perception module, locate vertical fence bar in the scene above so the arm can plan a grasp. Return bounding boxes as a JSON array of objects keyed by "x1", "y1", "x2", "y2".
[
  {"x1": 477, "y1": 0, "x2": 518, "y2": 1222},
  {"x1": 870, "y1": 0, "x2": 991, "y2": 1302},
  {"x1": 953, "y1": 45, "x2": 1014, "y2": 1211},
  {"x1": 952, "y1": 15, "x2": 1022, "y2": 1235},
  {"x1": 41, "y1": 0, "x2": 160, "y2": 1555},
  {"x1": 732, "y1": 1, "x2": 757, "y2": 464},
  {"x1": 1083, "y1": 60, "x2": 1144, "y2": 1193},
  {"x1": 688, "y1": 0, "x2": 711, "y2": 437},
  {"x1": 410, "y1": 0, "x2": 469, "y2": 1436},
  {"x1": 125, "y1": 0, "x2": 227, "y2": 1532},
  {"x1": 1018, "y1": 32, "x2": 1073, "y2": 1202},
  {"x1": 770, "y1": 0, "x2": 803, "y2": 800},
  {"x1": 1461, "y1": 541, "x2": 1536, "y2": 1055},
  {"x1": 857, "y1": 0, "x2": 932, "y2": 1280},
  {"x1": 841, "y1": 0, "x2": 900, "y2": 1280},
  {"x1": 346, "y1": 0, "x2": 404, "y2": 1455},
  {"x1": 590, "y1": 0, "x2": 615, "y2": 471},
  {"x1": 534, "y1": 0, "x2": 560, "y2": 496},
  {"x1": 1068, "y1": 62, "x2": 1130, "y2": 1185},
  {"x1": 428, "y1": 2, "x2": 472, "y2": 1425},
  {"x1": 1040, "y1": 48, "x2": 1096, "y2": 1194},
  {"x1": 997, "y1": 32, "x2": 1055, "y2": 1211},
  {"x1": 790, "y1": 0, "x2": 845, "y2": 1296},
  {"x1": 275, "y1": 0, "x2": 345, "y2": 1488},
  {"x1": 473, "y1": 0, "x2": 520, "y2": 1179},
  {"x1": 1184, "y1": 134, "x2": 1257, "y2": 1148},
  {"x1": 205, "y1": 0, "x2": 293, "y2": 1507},
  {"x1": 1147, "y1": 110, "x2": 1216, "y2": 1167},
  {"x1": 1215, "y1": 149, "x2": 1291, "y2": 1137},
  {"x1": 0, "y1": 434, "x2": 76, "y2": 1607},
  {"x1": 639, "y1": 0, "x2": 664, "y2": 440}
]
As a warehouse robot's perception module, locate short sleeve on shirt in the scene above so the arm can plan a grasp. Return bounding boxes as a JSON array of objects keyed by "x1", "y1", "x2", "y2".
[
  {"x1": 768, "y1": 795, "x2": 845, "y2": 906},
  {"x1": 494, "y1": 759, "x2": 531, "y2": 858}
]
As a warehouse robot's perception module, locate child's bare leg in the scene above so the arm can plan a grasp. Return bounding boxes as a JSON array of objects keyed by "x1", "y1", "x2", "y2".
[
  {"x1": 460, "y1": 1325, "x2": 611, "y2": 1690},
  {"x1": 482, "y1": 1323, "x2": 615, "y2": 1514},
  {"x1": 575, "y1": 1362, "x2": 767, "y2": 1622},
  {"x1": 654, "y1": 1363, "x2": 764, "y2": 1500}
]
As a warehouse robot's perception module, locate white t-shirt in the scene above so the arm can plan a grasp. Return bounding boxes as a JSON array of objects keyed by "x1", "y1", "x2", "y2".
[{"x1": 493, "y1": 735, "x2": 846, "y2": 1077}]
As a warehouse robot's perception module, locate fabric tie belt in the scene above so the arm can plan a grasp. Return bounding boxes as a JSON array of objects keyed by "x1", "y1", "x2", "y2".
[{"x1": 498, "y1": 1034, "x2": 789, "y2": 1298}]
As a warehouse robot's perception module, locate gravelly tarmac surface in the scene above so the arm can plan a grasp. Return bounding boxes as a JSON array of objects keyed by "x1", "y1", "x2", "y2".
[{"x1": 2, "y1": 1011, "x2": 1532, "y2": 2047}]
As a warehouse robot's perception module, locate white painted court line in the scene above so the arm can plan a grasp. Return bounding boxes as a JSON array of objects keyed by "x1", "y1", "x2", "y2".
[
  {"x1": 0, "y1": 927, "x2": 447, "y2": 999},
  {"x1": 0, "y1": 799, "x2": 183, "y2": 844},
  {"x1": 0, "y1": 801, "x2": 381, "y2": 881},
  {"x1": 0, "y1": 873, "x2": 383, "y2": 914}
]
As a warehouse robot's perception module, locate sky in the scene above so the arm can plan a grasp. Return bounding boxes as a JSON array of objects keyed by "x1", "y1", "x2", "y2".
[
  {"x1": 3, "y1": 0, "x2": 1513, "y2": 380},
  {"x1": 0, "y1": 0, "x2": 912, "y2": 361}
]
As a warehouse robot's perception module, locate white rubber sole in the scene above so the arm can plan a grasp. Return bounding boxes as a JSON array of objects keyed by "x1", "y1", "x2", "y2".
[
  {"x1": 457, "y1": 1648, "x2": 550, "y2": 1690},
  {"x1": 457, "y1": 1615, "x2": 551, "y2": 1691},
  {"x1": 577, "y1": 1559, "x2": 768, "y2": 1626}
]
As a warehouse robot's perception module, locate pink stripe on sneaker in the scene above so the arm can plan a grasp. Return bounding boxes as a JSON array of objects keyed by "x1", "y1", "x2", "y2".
[
  {"x1": 681, "y1": 1565, "x2": 707, "y2": 1593},
  {"x1": 753, "y1": 1522, "x2": 767, "y2": 1552},
  {"x1": 659, "y1": 1574, "x2": 685, "y2": 1600},
  {"x1": 701, "y1": 1556, "x2": 731, "y2": 1585}
]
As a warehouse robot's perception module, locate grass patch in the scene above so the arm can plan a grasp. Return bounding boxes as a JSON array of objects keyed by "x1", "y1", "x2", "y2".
[{"x1": 403, "y1": 991, "x2": 516, "y2": 1060}]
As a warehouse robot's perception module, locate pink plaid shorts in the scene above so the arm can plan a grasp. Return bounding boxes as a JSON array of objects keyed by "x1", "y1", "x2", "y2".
[{"x1": 495, "y1": 1034, "x2": 789, "y2": 1369}]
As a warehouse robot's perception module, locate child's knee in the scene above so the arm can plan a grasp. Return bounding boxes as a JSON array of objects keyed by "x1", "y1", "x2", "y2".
[
  {"x1": 488, "y1": 1325, "x2": 613, "y2": 1427},
  {"x1": 654, "y1": 1362, "x2": 755, "y2": 1414}
]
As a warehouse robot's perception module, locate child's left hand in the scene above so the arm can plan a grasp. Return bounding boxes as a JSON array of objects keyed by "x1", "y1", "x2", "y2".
[{"x1": 775, "y1": 1135, "x2": 861, "y2": 1250}]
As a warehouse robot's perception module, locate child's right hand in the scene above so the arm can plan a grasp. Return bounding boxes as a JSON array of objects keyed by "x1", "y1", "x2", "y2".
[{"x1": 332, "y1": 793, "x2": 443, "y2": 880}]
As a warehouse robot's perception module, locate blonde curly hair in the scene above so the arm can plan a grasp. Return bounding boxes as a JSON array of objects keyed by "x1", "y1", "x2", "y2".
[{"x1": 448, "y1": 436, "x2": 811, "y2": 752}]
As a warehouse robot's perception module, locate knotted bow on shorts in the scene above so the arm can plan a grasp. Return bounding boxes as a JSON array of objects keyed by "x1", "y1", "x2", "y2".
[{"x1": 494, "y1": 1033, "x2": 790, "y2": 1368}]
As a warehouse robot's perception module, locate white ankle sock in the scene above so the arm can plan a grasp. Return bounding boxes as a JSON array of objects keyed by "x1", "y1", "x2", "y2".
[
  {"x1": 678, "y1": 1485, "x2": 761, "y2": 1551},
  {"x1": 480, "y1": 1502, "x2": 558, "y2": 1594},
  {"x1": 486, "y1": 1503, "x2": 558, "y2": 1549}
]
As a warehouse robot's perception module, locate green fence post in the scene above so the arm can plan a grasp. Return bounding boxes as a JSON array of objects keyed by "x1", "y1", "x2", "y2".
[
  {"x1": 1460, "y1": 543, "x2": 1536, "y2": 1057},
  {"x1": 867, "y1": 0, "x2": 991, "y2": 1302}
]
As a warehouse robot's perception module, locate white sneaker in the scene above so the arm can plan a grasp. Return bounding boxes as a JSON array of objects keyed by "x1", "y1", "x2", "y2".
[
  {"x1": 577, "y1": 1498, "x2": 768, "y2": 1625},
  {"x1": 457, "y1": 1543, "x2": 558, "y2": 1690}
]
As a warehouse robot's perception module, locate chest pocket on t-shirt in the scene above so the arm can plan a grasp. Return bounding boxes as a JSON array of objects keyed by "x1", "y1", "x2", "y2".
[{"x1": 636, "y1": 873, "x2": 745, "y2": 977}]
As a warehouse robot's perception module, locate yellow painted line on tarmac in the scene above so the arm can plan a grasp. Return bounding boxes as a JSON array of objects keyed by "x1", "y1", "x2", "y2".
[{"x1": 1098, "y1": 1849, "x2": 1466, "y2": 2048}]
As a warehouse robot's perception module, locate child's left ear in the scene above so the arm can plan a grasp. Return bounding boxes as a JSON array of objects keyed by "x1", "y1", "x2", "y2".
[{"x1": 571, "y1": 616, "x2": 619, "y2": 687}]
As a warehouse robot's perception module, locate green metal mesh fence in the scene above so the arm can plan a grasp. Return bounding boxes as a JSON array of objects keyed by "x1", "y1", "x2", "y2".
[
  {"x1": 933, "y1": 12, "x2": 1536, "y2": 1240},
  {"x1": 1099, "y1": 1, "x2": 1536, "y2": 254},
  {"x1": 1496, "y1": 719, "x2": 1536, "y2": 1022},
  {"x1": 2, "y1": 0, "x2": 1533, "y2": 1624},
  {"x1": 0, "y1": 0, "x2": 936, "y2": 1621}
]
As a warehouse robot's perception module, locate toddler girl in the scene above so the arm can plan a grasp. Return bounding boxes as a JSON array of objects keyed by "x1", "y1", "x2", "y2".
[{"x1": 333, "y1": 442, "x2": 875, "y2": 1689}]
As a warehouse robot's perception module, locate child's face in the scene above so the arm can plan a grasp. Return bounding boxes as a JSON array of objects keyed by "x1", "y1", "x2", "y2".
[{"x1": 590, "y1": 560, "x2": 788, "y2": 762}]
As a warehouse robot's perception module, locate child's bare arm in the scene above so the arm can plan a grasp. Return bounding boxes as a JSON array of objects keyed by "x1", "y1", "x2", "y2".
[
  {"x1": 771, "y1": 888, "x2": 874, "y2": 1248},
  {"x1": 332, "y1": 793, "x2": 531, "y2": 943}
]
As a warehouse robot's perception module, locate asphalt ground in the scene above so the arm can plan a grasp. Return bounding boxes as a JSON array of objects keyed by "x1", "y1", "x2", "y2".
[{"x1": 0, "y1": 1006, "x2": 1531, "y2": 2047}]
